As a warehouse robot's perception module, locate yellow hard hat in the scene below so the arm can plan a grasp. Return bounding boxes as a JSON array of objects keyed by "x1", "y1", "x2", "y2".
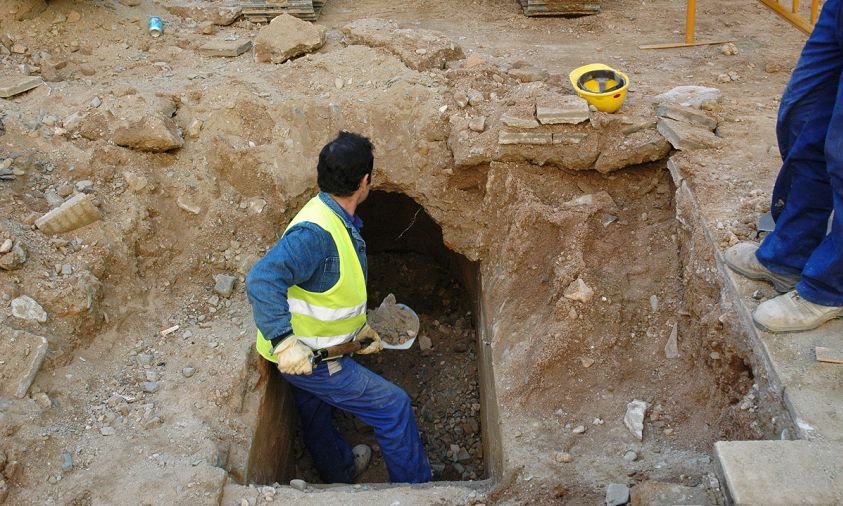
[{"x1": 569, "y1": 63, "x2": 629, "y2": 113}]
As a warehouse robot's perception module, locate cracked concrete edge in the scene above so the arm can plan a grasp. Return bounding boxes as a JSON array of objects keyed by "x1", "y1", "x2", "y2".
[{"x1": 667, "y1": 157, "x2": 788, "y2": 417}]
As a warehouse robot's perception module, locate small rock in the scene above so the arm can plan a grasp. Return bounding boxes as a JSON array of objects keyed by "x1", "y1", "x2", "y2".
[
  {"x1": 415, "y1": 48, "x2": 428, "y2": 55},
  {"x1": 0, "y1": 239, "x2": 12, "y2": 253},
  {"x1": 214, "y1": 274, "x2": 237, "y2": 298},
  {"x1": 334, "y1": 78, "x2": 344, "y2": 89},
  {"x1": 67, "y1": 11, "x2": 81, "y2": 22},
  {"x1": 198, "y1": 21, "x2": 216, "y2": 35},
  {"x1": 141, "y1": 382, "x2": 160, "y2": 393},
  {"x1": 564, "y1": 277, "x2": 594, "y2": 303},
  {"x1": 419, "y1": 335, "x2": 433, "y2": 351},
  {"x1": 33, "y1": 392, "x2": 51, "y2": 409},
  {"x1": 75, "y1": 180, "x2": 94, "y2": 193},
  {"x1": 752, "y1": 289, "x2": 764, "y2": 300},
  {"x1": 11, "y1": 296, "x2": 47, "y2": 322},
  {"x1": 664, "y1": 323, "x2": 679, "y2": 359},
  {"x1": 468, "y1": 116, "x2": 486, "y2": 132},
  {"x1": 623, "y1": 450, "x2": 638, "y2": 462},
  {"x1": 454, "y1": 91, "x2": 469, "y2": 108},
  {"x1": 61, "y1": 451, "x2": 73, "y2": 472},
  {"x1": 649, "y1": 295, "x2": 658, "y2": 312},
  {"x1": 606, "y1": 483, "x2": 630, "y2": 506},
  {"x1": 556, "y1": 452, "x2": 573, "y2": 463},
  {"x1": 290, "y1": 479, "x2": 307, "y2": 491},
  {"x1": 138, "y1": 353, "x2": 153, "y2": 366},
  {"x1": 720, "y1": 42, "x2": 739, "y2": 56},
  {"x1": 0, "y1": 243, "x2": 27, "y2": 271},
  {"x1": 624, "y1": 400, "x2": 649, "y2": 441},
  {"x1": 765, "y1": 63, "x2": 783, "y2": 73},
  {"x1": 572, "y1": 425, "x2": 586, "y2": 434},
  {"x1": 100, "y1": 427, "x2": 116, "y2": 436},
  {"x1": 181, "y1": 367, "x2": 196, "y2": 378}
]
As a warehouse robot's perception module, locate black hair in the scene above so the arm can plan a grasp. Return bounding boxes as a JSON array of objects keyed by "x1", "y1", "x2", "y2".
[{"x1": 316, "y1": 131, "x2": 374, "y2": 196}]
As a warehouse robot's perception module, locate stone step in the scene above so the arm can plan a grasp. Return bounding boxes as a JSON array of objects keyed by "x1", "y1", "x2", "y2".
[{"x1": 714, "y1": 440, "x2": 843, "y2": 505}]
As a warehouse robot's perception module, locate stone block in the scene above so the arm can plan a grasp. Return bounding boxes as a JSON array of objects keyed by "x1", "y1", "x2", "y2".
[
  {"x1": 715, "y1": 440, "x2": 843, "y2": 505},
  {"x1": 0, "y1": 327, "x2": 49, "y2": 398},
  {"x1": 35, "y1": 194, "x2": 102, "y2": 235},
  {"x1": 537, "y1": 96, "x2": 590, "y2": 125},
  {"x1": 552, "y1": 132, "x2": 588, "y2": 145},
  {"x1": 0, "y1": 76, "x2": 42, "y2": 98},
  {"x1": 656, "y1": 103, "x2": 717, "y2": 131},
  {"x1": 199, "y1": 39, "x2": 252, "y2": 57},
  {"x1": 501, "y1": 112, "x2": 539, "y2": 129},
  {"x1": 498, "y1": 130, "x2": 552, "y2": 145},
  {"x1": 657, "y1": 117, "x2": 721, "y2": 150}
]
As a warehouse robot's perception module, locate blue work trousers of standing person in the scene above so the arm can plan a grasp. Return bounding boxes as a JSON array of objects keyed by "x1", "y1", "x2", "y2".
[
  {"x1": 756, "y1": 0, "x2": 843, "y2": 307},
  {"x1": 281, "y1": 357, "x2": 432, "y2": 484}
]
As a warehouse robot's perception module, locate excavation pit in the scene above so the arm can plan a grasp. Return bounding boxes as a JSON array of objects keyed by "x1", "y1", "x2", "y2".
[
  {"x1": 244, "y1": 190, "x2": 499, "y2": 486},
  {"x1": 239, "y1": 163, "x2": 786, "y2": 501}
]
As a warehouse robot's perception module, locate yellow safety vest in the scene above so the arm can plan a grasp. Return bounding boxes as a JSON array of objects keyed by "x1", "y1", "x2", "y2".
[{"x1": 256, "y1": 196, "x2": 367, "y2": 362}]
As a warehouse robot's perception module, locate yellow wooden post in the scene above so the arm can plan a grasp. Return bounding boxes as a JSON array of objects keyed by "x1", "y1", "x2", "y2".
[
  {"x1": 685, "y1": 0, "x2": 696, "y2": 44},
  {"x1": 810, "y1": 0, "x2": 820, "y2": 24},
  {"x1": 793, "y1": 0, "x2": 800, "y2": 14}
]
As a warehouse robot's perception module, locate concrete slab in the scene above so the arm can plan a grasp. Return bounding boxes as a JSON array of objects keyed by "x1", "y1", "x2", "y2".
[
  {"x1": 0, "y1": 327, "x2": 49, "y2": 398},
  {"x1": 724, "y1": 271, "x2": 843, "y2": 441},
  {"x1": 715, "y1": 440, "x2": 843, "y2": 506},
  {"x1": 199, "y1": 39, "x2": 252, "y2": 57}
]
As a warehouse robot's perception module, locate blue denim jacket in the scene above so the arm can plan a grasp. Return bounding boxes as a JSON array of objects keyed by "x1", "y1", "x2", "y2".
[{"x1": 246, "y1": 192, "x2": 368, "y2": 343}]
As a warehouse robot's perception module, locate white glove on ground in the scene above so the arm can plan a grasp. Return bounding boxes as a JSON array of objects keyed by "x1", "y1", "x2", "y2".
[{"x1": 272, "y1": 336, "x2": 313, "y2": 375}]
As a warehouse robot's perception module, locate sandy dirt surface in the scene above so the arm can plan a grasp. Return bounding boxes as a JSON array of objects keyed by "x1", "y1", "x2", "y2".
[{"x1": 0, "y1": 0, "x2": 814, "y2": 504}]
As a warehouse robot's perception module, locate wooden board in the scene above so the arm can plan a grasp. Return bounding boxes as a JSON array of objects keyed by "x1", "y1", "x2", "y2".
[{"x1": 518, "y1": 0, "x2": 600, "y2": 17}]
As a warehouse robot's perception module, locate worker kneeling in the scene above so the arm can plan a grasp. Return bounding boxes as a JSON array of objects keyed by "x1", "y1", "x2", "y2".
[{"x1": 246, "y1": 131, "x2": 432, "y2": 484}]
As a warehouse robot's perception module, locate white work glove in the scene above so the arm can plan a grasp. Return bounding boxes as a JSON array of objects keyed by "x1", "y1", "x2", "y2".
[
  {"x1": 354, "y1": 324, "x2": 383, "y2": 355},
  {"x1": 272, "y1": 336, "x2": 313, "y2": 375}
]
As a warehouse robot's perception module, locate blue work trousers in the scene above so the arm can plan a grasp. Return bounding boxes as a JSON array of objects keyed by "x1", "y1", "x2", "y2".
[
  {"x1": 282, "y1": 357, "x2": 432, "y2": 484},
  {"x1": 756, "y1": 0, "x2": 843, "y2": 306}
]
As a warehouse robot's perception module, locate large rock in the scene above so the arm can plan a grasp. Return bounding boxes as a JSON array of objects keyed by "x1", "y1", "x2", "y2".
[
  {"x1": 113, "y1": 114, "x2": 183, "y2": 152},
  {"x1": 254, "y1": 14, "x2": 325, "y2": 64},
  {"x1": 624, "y1": 400, "x2": 648, "y2": 440},
  {"x1": 0, "y1": 327, "x2": 49, "y2": 398},
  {"x1": 342, "y1": 18, "x2": 464, "y2": 71},
  {"x1": 35, "y1": 194, "x2": 102, "y2": 235}
]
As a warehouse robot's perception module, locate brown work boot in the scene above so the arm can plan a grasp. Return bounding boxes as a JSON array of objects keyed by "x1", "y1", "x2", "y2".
[
  {"x1": 724, "y1": 242, "x2": 799, "y2": 293},
  {"x1": 753, "y1": 290, "x2": 843, "y2": 332},
  {"x1": 352, "y1": 444, "x2": 372, "y2": 478}
]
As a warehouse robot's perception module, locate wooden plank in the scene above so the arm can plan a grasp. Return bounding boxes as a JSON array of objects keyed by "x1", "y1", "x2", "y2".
[{"x1": 816, "y1": 346, "x2": 843, "y2": 364}]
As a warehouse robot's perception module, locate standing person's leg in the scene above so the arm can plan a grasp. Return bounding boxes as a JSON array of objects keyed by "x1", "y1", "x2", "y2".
[
  {"x1": 285, "y1": 373, "x2": 356, "y2": 483},
  {"x1": 790, "y1": 67, "x2": 843, "y2": 307},
  {"x1": 755, "y1": 0, "x2": 843, "y2": 276},
  {"x1": 284, "y1": 358, "x2": 431, "y2": 484}
]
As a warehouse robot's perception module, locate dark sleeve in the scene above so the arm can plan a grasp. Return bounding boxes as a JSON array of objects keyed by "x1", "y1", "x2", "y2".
[{"x1": 245, "y1": 223, "x2": 330, "y2": 344}]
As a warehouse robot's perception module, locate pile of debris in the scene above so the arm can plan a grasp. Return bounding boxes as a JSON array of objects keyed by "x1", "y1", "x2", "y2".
[
  {"x1": 240, "y1": 0, "x2": 326, "y2": 22},
  {"x1": 517, "y1": 0, "x2": 600, "y2": 17}
]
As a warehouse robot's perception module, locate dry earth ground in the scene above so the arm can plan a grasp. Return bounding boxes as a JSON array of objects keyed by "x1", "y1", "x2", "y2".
[{"x1": 0, "y1": 0, "x2": 815, "y2": 504}]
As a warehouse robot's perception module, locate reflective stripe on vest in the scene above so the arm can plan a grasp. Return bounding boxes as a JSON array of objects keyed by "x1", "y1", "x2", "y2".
[{"x1": 255, "y1": 196, "x2": 367, "y2": 362}]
